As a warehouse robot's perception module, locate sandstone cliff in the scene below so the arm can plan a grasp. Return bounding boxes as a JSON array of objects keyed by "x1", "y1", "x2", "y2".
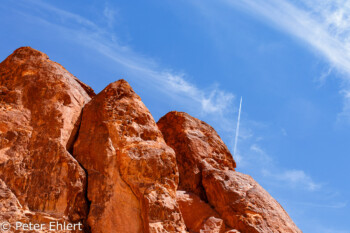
[{"x1": 0, "y1": 47, "x2": 302, "y2": 233}]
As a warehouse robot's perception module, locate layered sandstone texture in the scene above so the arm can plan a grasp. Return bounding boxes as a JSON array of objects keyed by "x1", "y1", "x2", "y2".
[{"x1": 0, "y1": 47, "x2": 302, "y2": 233}]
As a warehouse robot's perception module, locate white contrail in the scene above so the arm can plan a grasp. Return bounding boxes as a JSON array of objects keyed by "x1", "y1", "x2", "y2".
[{"x1": 233, "y1": 97, "x2": 242, "y2": 158}]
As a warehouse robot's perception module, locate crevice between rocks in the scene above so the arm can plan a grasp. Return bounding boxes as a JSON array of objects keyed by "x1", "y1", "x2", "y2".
[{"x1": 66, "y1": 106, "x2": 92, "y2": 233}]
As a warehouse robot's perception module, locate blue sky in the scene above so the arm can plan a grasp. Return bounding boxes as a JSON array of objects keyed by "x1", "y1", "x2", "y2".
[{"x1": 1, "y1": 0, "x2": 349, "y2": 232}]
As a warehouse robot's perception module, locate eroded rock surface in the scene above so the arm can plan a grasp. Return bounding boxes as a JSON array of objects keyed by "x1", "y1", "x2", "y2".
[
  {"x1": 0, "y1": 47, "x2": 93, "y2": 231},
  {"x1": 176, "y1": 190, "x2": 226, "y2": 233},
  {"x1": 158, "y1": 111, "x2": 301, "y2": 233},
  {"x1": 202, "y1": 169, "x2": 302, "y2": 233},
  {"x1": 157, "y1": 112, "x2": 236, "y2": 201},
  {"x1": 73, "y1": 80, "x2": 187, "y2": 233}
]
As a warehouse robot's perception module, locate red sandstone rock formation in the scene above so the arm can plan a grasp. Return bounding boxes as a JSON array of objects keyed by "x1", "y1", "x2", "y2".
[
  {"x1": 0, "y1": 47, "x2": 302, "y2": 233},
  {"x1": 158, "y1": 112, "x2": 301, "y2": 233},
  {"x1": 176, "y1": 190, "x2": 226, "y2": 233},
  {"x1": 73, "y1": 80, "x2": 187, "y2": 233},
  {"x1": 157, "y1": 112, "x2": 236, "y2": 201},
  {"x1": 202, "y1": 169, "x2": 301, "y2": 233},
  {"x1": 0, "y1": 47, "x2": 94, "y2": 232}
]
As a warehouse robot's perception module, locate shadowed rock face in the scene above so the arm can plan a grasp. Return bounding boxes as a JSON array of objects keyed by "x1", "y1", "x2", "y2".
[
  {"x1": 0, "y1": 47, "x2": 94, "y2": 231},
  {"x1": 73, "y1": 80, "x2": 187, "y2": 233},
  {"x1": 0, "y1": 47, "x2": 301, "y2": 233},
  {"x1": 176, "y1": 190, "x2": 226, "y2": 233},
  {"x1": 157, "y1": 111, "x2": 302, "y2": 233}
]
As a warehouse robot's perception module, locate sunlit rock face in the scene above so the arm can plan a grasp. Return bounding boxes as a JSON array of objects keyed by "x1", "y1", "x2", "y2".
[
  {"x1": 158, "y1": 111, "x2": 302, "y2": 233},
  {"x1": 0, "y1": 47, "x2": 94, "y2": 232},
  {"x1": 0, "y1": 47, "x2": 301, "y2": 233},
  {"x1": 157, "y1": 111, "x2": 236, "y2": 202},
  {"x1": 73, "y1": 80, "x2": 187, "y2": 233}
]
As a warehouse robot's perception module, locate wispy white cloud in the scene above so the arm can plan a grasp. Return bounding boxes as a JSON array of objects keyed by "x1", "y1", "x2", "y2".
[
  {"x1": 263, "y1": 169, "x2": 322, "y2": 191},
  {"x1": 16, "y1": 0, "x2": 235, "y2": 117},
  {"x1": 164, "y1": 73, "x2": 234, "y2": 114},
  {"x1": 316, "y1": 66, "x2": 334, "y2": 87},
  {"x1": 236, "y1": 142, "x2": 322, "y2": 192},
  {"x1": 215, "y1": 0, "x2": 350, "y2": 124},
  {"x1": 250, "y1": 144, "x2": 273, "y2": 165},
  {"x1": 27, "y1": 0, "x2": 98, "y2": 30},
  {"x1": 219, "y1": 0, "x2": 350, "y2": 76},
  {"x1": 103, "y1": 3, "x2": 117, "y2": 28}
]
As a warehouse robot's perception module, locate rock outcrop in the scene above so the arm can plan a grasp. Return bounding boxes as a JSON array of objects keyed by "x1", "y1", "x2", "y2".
[
  {"x1": 0, "y1": 47, "x2": 94, "y2": 232},
  {"x1": 0, "y1": 47, "x2": 302, "y2": 233},
  {"x1": 202, "y1": 169, "x2": 301, "y2": 233},
  {"x1": 73, "y1": 80, "x2": 187, "y2": 233},
  {"x1": 157, "y1": 112, "x2": 236, "y2": 201},
  {"x1": 157, "y1": 112, "x2": 301, "y2": 233}
]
